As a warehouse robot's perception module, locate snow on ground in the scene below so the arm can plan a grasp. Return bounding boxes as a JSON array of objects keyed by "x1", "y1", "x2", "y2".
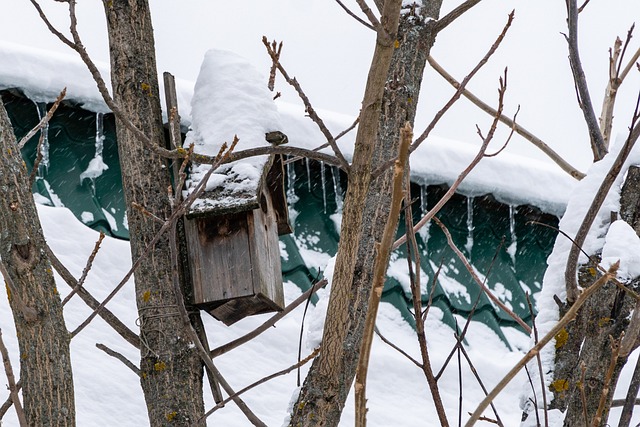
[
  {"x1": 0, "y1": 203, "x2": 532, "y2": 426},
  {"x1": 2, "y1": 41, "x2": 639, "y2": 427}
]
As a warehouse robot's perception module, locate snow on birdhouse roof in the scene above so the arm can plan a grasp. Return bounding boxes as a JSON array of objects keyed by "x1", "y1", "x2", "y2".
[
  {"x1": 0, "y1": 42, "x2": 576, "y2": 216},
  {"x1": 182, "y1": 49, "x2": 281, "y2": 217}
]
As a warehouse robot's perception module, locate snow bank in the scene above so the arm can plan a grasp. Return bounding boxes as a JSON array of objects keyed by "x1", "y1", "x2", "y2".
[
  {"x1": 0, "y1": 41, "x2": 194, "y2": 123},
  {"x1": 520, "y1": 138, "x2": 640, "y2": 423},
  {"x1": 276, "y1": 101, "x2": 576, "y2": 216},
  {"x1": 0, "y1": 42, "x2": 576, "y2": 215}
]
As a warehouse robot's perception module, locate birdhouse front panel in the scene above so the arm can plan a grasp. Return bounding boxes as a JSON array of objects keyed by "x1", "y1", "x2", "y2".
[{"x1": 185, "y1": 187, "x2": 285, "y2": 325}]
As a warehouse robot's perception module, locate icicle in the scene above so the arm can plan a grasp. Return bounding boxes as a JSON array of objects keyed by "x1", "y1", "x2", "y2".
[
  {"x1": 464, "y1": 196, "x2": 474, "y2": 256},
  {"x1": 507, "y1": 205, "x2": 517, "y2": 267},
  {"x1": 417, "y1": 185, "x2": 430, "y2": 244},
  {"x1": 286, "y1": 160, "x2": 298, "y2": 204},
  {"x1": 36, "y1": 102, "x2": 50, "y2": 176},
  {"x1": 320, "y1": 161, "x2": 327, "y2": 214},
  {"x1": 305, "y1": 157, "x2": 312, "y2": 193},
  {"x1": 80, "y1": 112, "x2": 109, "y2": 196},
  {"x1": 331, "y1": 166, "x2": 343, "y2": 214},
  {"x1": 95, "y1": 112, "x2": 105, "y2": 158}
]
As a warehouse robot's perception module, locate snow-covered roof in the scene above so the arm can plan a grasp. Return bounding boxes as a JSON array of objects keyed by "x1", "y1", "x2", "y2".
[
  {"x1": 183, "y1": 49, "x2": 281, "y2": 217},
  {"x1": 0, "y1": 42, "x2": 577, "y2": 216}
]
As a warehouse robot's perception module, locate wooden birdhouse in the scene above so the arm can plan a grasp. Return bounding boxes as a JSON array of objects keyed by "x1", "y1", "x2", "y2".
[
  {"x1": 180, "y1": 48, "x2": 294, "y2": 325},
  {"x1": 184, "y1": 152, "x2": 292, "y2": 325}
]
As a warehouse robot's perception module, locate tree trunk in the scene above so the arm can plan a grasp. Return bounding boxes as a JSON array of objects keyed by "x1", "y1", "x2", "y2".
[
  {"x1": 548, "y1": 166, "x2": 640, "y2": 427},
  {"x1": 0, "y1": 99, "x2": 75, "y2": 425},
  {"x1": 289, "y1": 2, "x2": 442, "y2": 425},
  {"x1": 102, "y1": 1, "x2": 203, "y2": 425}
]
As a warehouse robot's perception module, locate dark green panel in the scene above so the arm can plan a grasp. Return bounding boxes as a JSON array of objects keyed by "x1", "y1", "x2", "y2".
[{"x1": 2, "y1": 90, "x2": 560, "y2": 344}]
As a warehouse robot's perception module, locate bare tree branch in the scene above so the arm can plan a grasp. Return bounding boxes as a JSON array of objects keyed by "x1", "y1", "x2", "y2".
[
  {"x1": 201, "y1": 348, "x2": 320, "y2": 422},
  {"x1": 465, "y1": 262, "x2": 620, "y2": 427},
  {"x1": 372, "y1": 11, "x2": 514, "y2": 178},
  {"x1": 0, "y1": 330, "x2": 26, "y2": 427},
  {"x1": 403, "y1": 157, "x2": 450, "y2": 427},
  {"x1": 564, "y1": 90, "x2": 640, "y2": 303},
  {"x1": 210, "y1": 279, "x2": 327, "y2": 358},
  {"x1": 433, "y1": 0, "x2": 482, "y2": 34},
  {"x1": 427, "y1": 55, "x2": 585, "y2": 179},
  {"x1": 17, "y1": 88, "x2": 66, "y2": 149},
  {"x1": 374, "y1": 326, "x2": 423, "y2": 368},
  {"x1": 393, "y1": 70, "x2": 511, "y2": 250},
  {"x1": 355, "y1": 0, "x2": 385, "y2": 36},
  {"x1": 565, "y1": 0, "x2": 607, "y2": 160},
  {"x1": 334, "y1": 0, "x2": 375, "y2": 30},
  {"x1": 95, "y1": 343, "x2": 140, "y2": 376},
  {"x1": 61, "y1": 232, "x2": 105, "y2": 306},
  {"x1": 45, "y1": 245, "x2": 140, "y2": 349},
  {"x1": 433, "y1": 217, "x2": 531, "y2": 333},
  {"x1": 262, "y1": 37, "x2": 350, "y2": 172}
]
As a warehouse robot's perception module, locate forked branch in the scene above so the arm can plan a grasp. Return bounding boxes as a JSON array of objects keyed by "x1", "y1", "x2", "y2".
[{"x1": 565, "y1": 0, "x2": 607, "y2": 160}]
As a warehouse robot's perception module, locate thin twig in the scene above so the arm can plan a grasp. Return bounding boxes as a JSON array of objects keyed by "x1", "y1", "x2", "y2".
[
  {"x1": 374, "y1": 326, "x2": 422, "y2": 368},
  {"x1": 618, "y1": 345, "x2": 640, "y2": 425},
  {"x1": 95, "y1": 343, "x2": 140, "y2": 376},
  {"x1": 0, "y1": 330, "x2": 26, "y2": 427},
  {"x1": 433, "y1": 217, "x2": 531, "y2": 333},
  {"x1": 283, "y1": 117, "x2": 359, "y2": 165},
  {"x1": 45, "y1": 245, "x2": 139, "y2": 349},
  {"x1": 355, "y1": 0, "x2": 385, "y2": 36},
  {"x1": 372, "y1": 11, "x2": 514, "y2": 179},
  {"x1": 393, "y1": 72, "x2": 510, "y2": 251},
  {"x1": 427, "y1": 55, "x2": 585, "y2": 179},
  {"x1": 465, "y1": 262, "x2": 619, "y2": 427},
  {"x1": 457, "y1": 334, "x2": 505, "y2": 427},
  {"x1": 526, "y1": 293, "x2": 549, "y2": 427},
  {"x1": 200, "y1": 348, "x2": 320, "y2": 421},
  {"x1": 262, "y1": 37, "x2": 350, "y2": 172},
  {"x1": 564, "y1": 0, "x2": 607, "y2": 160},
  {"x1": 564, "y1": 89, "x2": 640, "y2": 303},
  {"x1": 403, "y1": 151, "x2": 450, "y2": 427},
  {"x1": 433, "y1": 0, "x2": 482, "y2": 34},
  {"x1": 61, "y1": 232, "x2": 105, "y2": 306},
  {"x1": 591, "y1": 335, "x2": 623, "y2": 427},
  {"x1": 210, "y1": 278, "x2": 327, "y2": 358},
  {"x1": 17, "y1": 88, "x2": 66, "y2": 149},
  {"x1": 524, "y1": 366, "x2": 542, "y2": 427},
  {"x1": 579, "y1": 361, "x2": 589, "y2": 427},
  {"x1": 334, "y1": 0, "x2": 375, "y2": 30}
]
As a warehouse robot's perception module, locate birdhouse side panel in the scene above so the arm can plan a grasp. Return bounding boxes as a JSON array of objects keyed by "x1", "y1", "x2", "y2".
[
  {"x1": 247, "y1": 191, "x2": 285, "y2": 310},
  {"x1": 185, "y1": 214, "x2": 255, "y2": 306}
]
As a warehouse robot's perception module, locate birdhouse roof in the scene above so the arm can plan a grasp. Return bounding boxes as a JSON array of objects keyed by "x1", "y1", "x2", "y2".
[{"x1": 183, "y1": 49, "x2": 282, "y2": 218}]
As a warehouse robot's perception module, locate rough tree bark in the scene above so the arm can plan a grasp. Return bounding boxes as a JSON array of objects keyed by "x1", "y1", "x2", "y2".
[
  {"x1": 102, "y1": 1, "x2": 203, "y2": 425},
  {"x1": 547, "y1": 165, "x2": 640, "y2": 427},
  {"x1": 289, "y1": 1, "x2": 443, "y2": 425},
  {"x1": 0, "y1": 100, "x2": 75, "y2": 425}
]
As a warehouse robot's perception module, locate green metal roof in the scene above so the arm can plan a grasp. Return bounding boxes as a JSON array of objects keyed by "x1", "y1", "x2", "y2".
[{"x1": 3, "y1": 90, "x2": 559, "y2": 345}]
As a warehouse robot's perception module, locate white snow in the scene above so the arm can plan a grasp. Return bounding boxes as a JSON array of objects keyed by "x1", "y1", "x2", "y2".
[
  {"x1": 602, "y1": 219, "x2": 640, "y2": 280},
  {"x1": 4, "y1": 39, "x2": 639, "y2": 427},
  {"x1": 183, "y1": 49, "x2": 281, "y2": 215},
  {"x1": 79, "y1": 155, "x2": 109, "y2": 183},
  {"x1": 520, "y1": 137, "x2": 640, "y2": 423},
  {"x1": 0, "y1": 43, "x2": 576, "y2": 217}
]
